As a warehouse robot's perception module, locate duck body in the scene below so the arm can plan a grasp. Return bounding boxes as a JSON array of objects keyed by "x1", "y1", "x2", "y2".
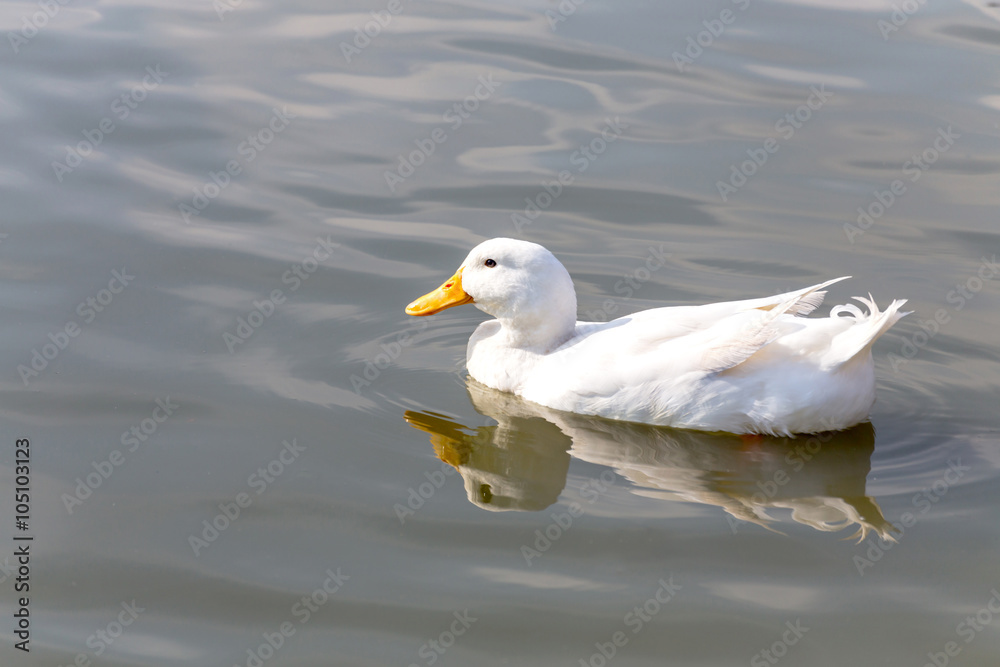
[{"x1": 406, "y1": 238, "x2": 909, "y2": 435}]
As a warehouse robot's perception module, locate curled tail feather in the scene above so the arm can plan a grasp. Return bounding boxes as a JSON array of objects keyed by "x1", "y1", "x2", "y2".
[{"x1": 829, "y1": 295, "x2": 910, "y2": 366}]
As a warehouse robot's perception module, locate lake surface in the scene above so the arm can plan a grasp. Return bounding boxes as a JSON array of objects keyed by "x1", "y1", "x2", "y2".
[{"x1": 2, "y1": 0, "x2": 999, "y2": 665}]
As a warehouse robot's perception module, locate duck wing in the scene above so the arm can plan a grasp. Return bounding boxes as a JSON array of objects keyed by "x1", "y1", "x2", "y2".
[
  {"x1": 568, "y1": 276, "x2": 848, "y2": 363},
  {"x1": 530, "y1": 279, "x2": 847, "y2": 406}
]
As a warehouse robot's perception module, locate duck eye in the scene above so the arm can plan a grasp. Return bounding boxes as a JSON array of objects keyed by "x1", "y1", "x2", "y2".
[
  {"x1": 484, "y1": 259, "x2": 496, "y2": 267},
  {"x1": 479, "y1": 483, "x2": 493, "y2": 503}
]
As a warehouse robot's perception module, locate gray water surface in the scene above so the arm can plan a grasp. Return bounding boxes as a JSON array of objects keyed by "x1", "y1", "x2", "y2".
[{"x1": 2, "y1": 1, "x2": 1000, "y2": 665}]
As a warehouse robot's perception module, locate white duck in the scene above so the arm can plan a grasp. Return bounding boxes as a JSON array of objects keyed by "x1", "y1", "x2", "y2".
[{"x1": 405, "y1": 238, "x2": 908, "y2": 435}]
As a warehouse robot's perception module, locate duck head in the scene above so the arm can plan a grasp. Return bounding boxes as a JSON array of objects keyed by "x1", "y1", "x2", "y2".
[{"x1": 405, "y1": 238, "x2": 578, "y2": 350}]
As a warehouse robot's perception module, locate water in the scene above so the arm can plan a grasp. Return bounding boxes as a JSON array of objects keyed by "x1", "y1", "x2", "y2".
[{"x1": 2, "y1": 0, "x2": 999, "y2": 665}]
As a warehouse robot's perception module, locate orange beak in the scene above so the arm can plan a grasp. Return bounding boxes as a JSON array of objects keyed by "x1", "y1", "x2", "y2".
[{"x1": 405, "y1": 267, "x2": 474, "y2": 316}]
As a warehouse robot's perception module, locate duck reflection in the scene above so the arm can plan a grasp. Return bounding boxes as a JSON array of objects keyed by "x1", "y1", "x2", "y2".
[{"x1": 404, "y1": 379, "x2": 893, "y2": 541}]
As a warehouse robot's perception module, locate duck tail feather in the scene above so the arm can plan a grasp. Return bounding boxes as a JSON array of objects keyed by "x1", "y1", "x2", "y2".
[
  {"x1": 753, "y1": 276, "x2": 850, "y2": 316},
  {"x1": 789, "y1": 290, "x2": 827, "y2": 316},
  {"x1": 700, "y1": 294, "x2": 803, "y2": 373},
  {"x1": 829, "y1": 296, "x2": 911, "y2": 366}
]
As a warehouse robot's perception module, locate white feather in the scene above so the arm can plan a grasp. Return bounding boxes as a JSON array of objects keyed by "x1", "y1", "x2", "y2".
[{"x1": 416, "y1": 238, "x2": 909, "y2": 435}]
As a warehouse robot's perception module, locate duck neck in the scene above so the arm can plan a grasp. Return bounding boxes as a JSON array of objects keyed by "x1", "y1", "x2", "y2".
[{"x1": 497, "y1": 297, "x2": 577, "y2": 352}]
